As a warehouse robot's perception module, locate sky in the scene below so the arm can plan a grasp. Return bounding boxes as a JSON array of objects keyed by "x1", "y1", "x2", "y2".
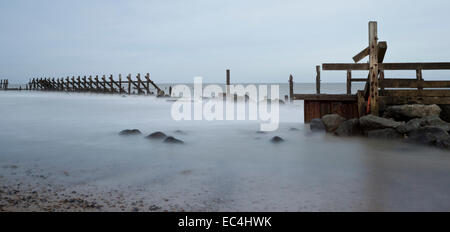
[{"x1": 1, "y1": 0, "x2": 450, "y2": 84}]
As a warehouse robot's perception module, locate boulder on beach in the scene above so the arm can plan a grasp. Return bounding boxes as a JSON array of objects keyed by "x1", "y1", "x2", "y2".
[
  {"x1": 335, "y1": 119, "x2": 363, "y2": 137},
  {"x1": 119, "y1": 129, "x2": 142, "y2": 136},
  {"x1": 322, "y1": 114, "x2": 346, "y2": 133},
  {"x1": 359, "y1": 114, "x2": 404, "y2": 131},
  {"x1": 406, "y1": 127, "x2": 450, "y2": 149},
  {"x1": 384, "y1": 104, "x2": 441, "y2": 121},
  {"x1": 310, "y1": 118, "x2": 326, "y2": 132},
  {"x1": 146, "y1": 131, "x2": 167, "y2": 140},
  {"x1": 271, "y1": 136, "x2": 285, "y2": 143},
  {"x1": 163, "y1": 136, "x2": 184, "y2": 144},
  {"x1": 368, "y1": 128, "x2": 403, "y2": 140},
  {"x1": 397, "y1": 116, "x2": 450, "y2": 134}
]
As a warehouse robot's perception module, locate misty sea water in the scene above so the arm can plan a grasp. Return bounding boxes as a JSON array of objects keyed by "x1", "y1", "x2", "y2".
[{"x1": 1, "y1": 83, "x2": 450, "y2": 211}]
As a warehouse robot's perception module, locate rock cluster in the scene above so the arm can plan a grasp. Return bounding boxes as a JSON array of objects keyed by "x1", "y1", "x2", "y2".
[{"x1": 309, "y1": 104, "x2": 450, "y2": 150}]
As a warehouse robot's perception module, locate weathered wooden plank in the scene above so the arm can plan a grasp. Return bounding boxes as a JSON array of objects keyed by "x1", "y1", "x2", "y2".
[
  {"x1": 369, "y1": 21, "x2": 379, "y2": 115},
  {"x1": 294, "y1": 94, "x2": 357, "y2": 101},
  {"x1": 323, "y1": 62, "x2": 450, "y2": 71},
  {"x1": 380, "y1": 96, "x2": 450, "y2": 105},
  {"x1": 289, "y1": 75, "x2": 293, "y2": 102},
  {"x1": 379, "y1": 79, "x2": 450, "y2": 88},
  {"x1": 352, "y1": 47, "x2": 369, "y2": 63},
  {"x1": 380, "y1": 89, "x2": 450, "y2": 97},
  {"x1": 346, "y1": 70, "x2": 352, "y2": 94},
  {"x1": 316, "y1": 65, "x2": 321, "y2": 94}
]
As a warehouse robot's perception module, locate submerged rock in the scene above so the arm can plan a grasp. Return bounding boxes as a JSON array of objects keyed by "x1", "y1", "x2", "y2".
[
  {"x1": 289, "y1": 127, "x2": 300, "y2": 131},
  {"x1": 359, "y1": 114, "x2": 404, "y2": 131},
  {"x1": 146, "y1": 131, "x2": 167, "y2": 140},
  {"x1": 368, "y1": 128, "x2": 403, "y2": 140},
  {"x1": 310, "y1": 118, "x2": 326, "y2": 132},
  {"x1": 384, "y1": 104, "x2": 441, "y2": 121},
  {"x1": 322, "y1": 114, "x2": 346, "y2": 133},
  {"x1": 335, "y1": 119, "x2": 363, "y2": 137},
  {"x1": 163, "y1": 136, "x2": 184, "y2": 144},
  {"x1": 174, "y1": 130, "x2": 187, "y2": 135},
  {"x1": 406, "y1": 127, "x2": 450, "y2": 149},
  {"x1": 271, "y1": 136, "x2": 285, "y2": 143},
  {"x1": 119, "y1": 129, "x2": 142, "y2": 136}
]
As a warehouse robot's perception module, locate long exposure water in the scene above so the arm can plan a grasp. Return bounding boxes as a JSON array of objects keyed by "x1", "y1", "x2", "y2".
[{"x1": 1, "y1": 83, "x2": 450, "y2": 211}]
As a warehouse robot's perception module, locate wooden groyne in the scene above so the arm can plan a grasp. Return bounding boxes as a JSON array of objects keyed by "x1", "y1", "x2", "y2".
[
  {"x1": 19, "y1": 73, "x2": 167, "y2": 96},
  {"x1": 290, "y1": 21, "x2": 450, "y2": 122}
]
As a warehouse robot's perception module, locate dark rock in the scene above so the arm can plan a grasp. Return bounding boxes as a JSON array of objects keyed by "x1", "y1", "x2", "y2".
[
  {"x1": 335, "y1": 119, "x2": 363, "y2": 136},
  {"x1": 322, "y1": 114, "x2": 346, "y2": 133},
  {"x1": 368, "y1": 128, "x2": 403, "y2": 140},
  {"x1": 310, "y1": 119, "x2": 326, "y2": 132},
  {"x1": 384, "y1": 104, "x2": 441, "y2": 121},
  {"x1": 359, "y1": 114, "x2": 404, "y2": 131},
  {"x1": 438, "y1": 104, "x2": 450, "y2": 123},
  {"x1": 406, "y1": 127, "x2": 450, "y2": 149},
  {"x1": 119, "y1": 129, "x2": 142, "y2": 136},
  {"x1": 289, "y1": 127, "x2": 300, "y2": 131},
  {"x1": 271, "y1": 136, "x2": 284, "y2": 143},
  {"x1": 397, "y1": 116, "x2": 450, "y2": 134},
  {"x1": 163, "y1": 136, "x2": 184, "y2": 144},
  {"x1": 256, "y1": 131, "x2": 267, "y2": 134},
  {"x1": 146, "y1": 131, "x2": 167, "y2": 140}
]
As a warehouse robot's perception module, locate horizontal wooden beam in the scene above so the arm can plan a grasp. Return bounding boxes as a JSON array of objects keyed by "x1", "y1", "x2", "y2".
[
  {"x1": 380, "y1": 79, "x2": 450, "y2": 88},
  {"x1": 351, "y1": 78, "x2": 368, "y2": 82},
  {"x1": 293, "y1": 94, "x2": 357, "y2": 101},
  {"x1": 380, "y1": 96, "x2": 450, "y2": 105},
  {"x1": 322, "y1": 62, "x2": 450, "y2": 71},
  {"x1": 379, "y1": 89, "x2": 450, "y2": 97}
]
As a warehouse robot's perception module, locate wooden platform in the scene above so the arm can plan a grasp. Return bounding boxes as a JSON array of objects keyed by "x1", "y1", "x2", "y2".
[{"x1": 294, "y1": 94, "x2": 359, "y2": 123}]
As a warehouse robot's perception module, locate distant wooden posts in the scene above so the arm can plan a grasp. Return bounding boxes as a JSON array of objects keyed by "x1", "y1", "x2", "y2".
[
  {"x1": 316, "y1": 65, "x2": 321, "y2": 94},
  {"x1": 23, "y1": 73, "x2": 163, "y2": 96},
  {"x1": 289, "y1": 75, "x2": 294, "y2": 102},
  {"x1": 226, "y1": 69, "x2": 230, "y2": 95},
  {"x1": 0, "y1": 79, "x2": 8, "y2": 90}
]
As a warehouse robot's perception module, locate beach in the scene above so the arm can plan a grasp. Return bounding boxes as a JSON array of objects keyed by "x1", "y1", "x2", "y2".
[{"x1": 1, "y1": 89, "x2": 450, "y2": 212}]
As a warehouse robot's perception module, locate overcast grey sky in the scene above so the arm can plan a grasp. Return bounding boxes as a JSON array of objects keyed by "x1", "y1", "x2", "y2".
[{"x1": 1, "y1": 0, "x2": 450, "y2": 83}]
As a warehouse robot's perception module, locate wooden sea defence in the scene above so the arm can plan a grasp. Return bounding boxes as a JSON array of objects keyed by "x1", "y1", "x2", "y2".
[
  {"x1": 23, "y1": 73, "x2": 166, "y2": 96},
  {"x1": 290, "y1": 21, "x2": 450, "y2": 122}
]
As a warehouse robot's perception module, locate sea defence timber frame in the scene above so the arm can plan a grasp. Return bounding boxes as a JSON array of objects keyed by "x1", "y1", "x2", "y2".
[
  {"x1": 291, "y1": 21, "x2": 450, "y2": 123},
  {"x1": 21, "y1": 73, "x2": 166, "y2": 95}
]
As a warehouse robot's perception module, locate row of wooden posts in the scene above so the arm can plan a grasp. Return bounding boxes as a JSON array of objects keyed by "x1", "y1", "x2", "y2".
[
  {"x1": 0, "y1": 79, "x2": 8, "y2": 89},
  {"x1": 26, "y1": 73, "x2": 168, "y2": 96}
]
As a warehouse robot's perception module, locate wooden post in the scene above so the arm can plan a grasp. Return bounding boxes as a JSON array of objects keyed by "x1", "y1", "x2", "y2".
[
  {"x1": 169, "y1": 86, "x2": 172, "y2": 97},
  {"x1": 127, "y1": 74, "x2": 132, "y2": 94},
  {"x1": 226, "y1": 69, "x2": 230, "y2": 95},
  {"x1": 82, "y1": 76, "x2": 87, "y2": 91},
  {"x1": 77, "y1": 76, "x2": 82, "y2": 90},
  {"x1": 416, "y1": 69, "x2": 423, "y2": 92},
  {"x1": 347, "y1": 69, "x2": 352, "y2": 94},
  {"x1": 102, "y1": 75, "x2": 108, "y2": 93},
  {"x1": 289, "y1": 75, "x2": 294, "y2": 102},
  {"x1": 94, "y1": 75, "x2": 100, "y2": 92},
  {"x1": 136, "y1": 73, "x2": 142, "y2": 95},
  {"x1": 368, "y1": 21, "x2": 379, "y2": 115},
  {"x1": 109, "y1": 75, "x2": 114, "y2": 92},
  {"x1": 119, "y1": 74, "x2": 122, "y2": 94},
  {"x1": 145, "y1": 73, "x2": 151, "y2": 95},
  {"x1": 88, "y1": 76, "x2": 93, "y2": 91},
  {"x1": 1, "y1": 79, "x2": 3, "y2": 89},
  {"x1": 379, "y1": 70, "x2": 385, "y2": 91},
  {"x1": 316, "y1": 65, "x2": 321, "y2": 94}
]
